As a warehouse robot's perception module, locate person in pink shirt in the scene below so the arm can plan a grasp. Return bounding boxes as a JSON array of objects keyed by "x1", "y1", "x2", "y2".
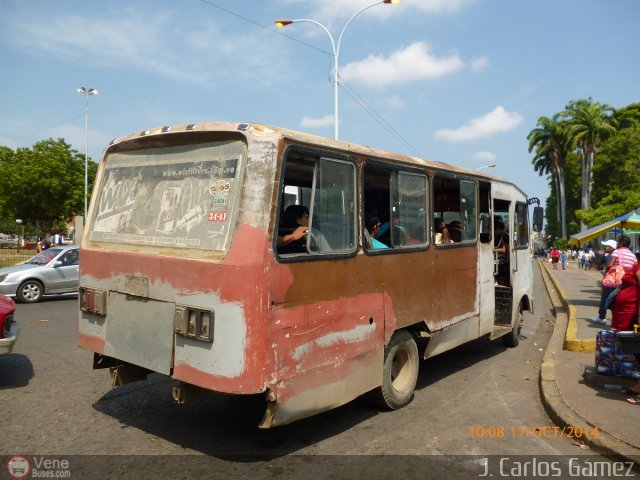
[{"x1": 610, "y1": 235, "x2": 638, "y2": 271}]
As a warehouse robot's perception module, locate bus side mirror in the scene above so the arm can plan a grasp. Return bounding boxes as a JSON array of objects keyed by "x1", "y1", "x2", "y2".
[{"x1": 533, "y1": 207, "x2": 544, "y2": 232}]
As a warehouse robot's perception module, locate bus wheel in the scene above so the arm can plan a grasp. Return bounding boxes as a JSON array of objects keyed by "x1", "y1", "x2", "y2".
[
  {"x1": 374, "y1": 329, "x2": 419, "y2": 410},
  {"x1": 502, "y1": 304, "x2": 523, "y2": 348}
]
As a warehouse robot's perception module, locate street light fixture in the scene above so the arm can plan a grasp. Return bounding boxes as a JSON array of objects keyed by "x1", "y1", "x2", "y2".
[
  {"x1": 76, "y1": 87, "x2": 98, "y2": 218},
  {"x1": 275, "y1": 0, "x2": 399, "y2": 140},
  {"x1": 476, "y1": 163, "x2": 496, "y2": 171},
  {"x1": 15, "y1": 219, "x2": 23, "y2": 253}
]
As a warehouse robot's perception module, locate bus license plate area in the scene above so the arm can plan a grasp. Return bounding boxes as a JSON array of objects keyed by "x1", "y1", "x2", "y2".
[{"x1": 104, "y1": 292, "x2": 174, "y2": 375}]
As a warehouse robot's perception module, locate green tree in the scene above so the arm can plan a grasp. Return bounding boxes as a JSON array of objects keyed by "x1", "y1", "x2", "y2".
[
  {"x1": 563, "y1": 98, "x2": 617, "y2": 230},
  {"x1": 0, "y1": 138, "x2": 97, "y2": 235},
  {"x1": 528, "y1": 114, "x2": 571, "y2": 238},
  {"x1": 585, "y1": 124, "x2": 640, "y2": 225},
  {"x1": 613, "y1": 102, "x2": 640, "y2": 130}
]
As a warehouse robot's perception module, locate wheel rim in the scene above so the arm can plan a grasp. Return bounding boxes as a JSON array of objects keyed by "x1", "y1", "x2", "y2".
[
  {"x1": 22, "y1": 283, "x2": 40, "y2": 301},
  {"x1": 390, "y1": 345, "x2": 414, "y2": 392}
]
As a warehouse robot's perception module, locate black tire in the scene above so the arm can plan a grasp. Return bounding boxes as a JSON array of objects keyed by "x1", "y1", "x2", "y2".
[
  {"x1": 373, "y1": 329, "x2": 419, "y2": 410},
  {"x1": 502, "y1": 304, "x2": 523, "y2": 347},
  {"x1": 17, "y1": 279, "x2": 44, "y2": 303}
]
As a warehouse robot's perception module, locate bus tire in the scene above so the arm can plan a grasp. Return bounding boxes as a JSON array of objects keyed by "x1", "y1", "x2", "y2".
[
  {"x1": 373, "y1": 329, "x2": 419, "y2": 410},
  {"x1": 502, "y1": 303, "x2": 523, "y2": 348},
  {"x1": 17, "y1": 279, "x2": 44, "y2": 303}
]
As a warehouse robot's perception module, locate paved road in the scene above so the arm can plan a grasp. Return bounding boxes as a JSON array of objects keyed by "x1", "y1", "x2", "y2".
[{"x1": 1, "y1": 263, "x2": 614, "y2": 478}]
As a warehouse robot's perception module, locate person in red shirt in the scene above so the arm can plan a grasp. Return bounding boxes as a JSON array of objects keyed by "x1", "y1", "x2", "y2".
[{"x1": 550, "y1": 247, "x2": 560, "y2": 270}]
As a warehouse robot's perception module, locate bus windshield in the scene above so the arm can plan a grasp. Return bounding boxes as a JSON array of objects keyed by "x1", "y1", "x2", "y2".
[{"x1": 89, "y1": 140, "x2": 245, "y2": 252}]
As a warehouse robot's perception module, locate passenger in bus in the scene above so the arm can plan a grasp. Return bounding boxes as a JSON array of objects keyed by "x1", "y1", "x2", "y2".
[
  {"x1": 365, "y1": 215, "x2": 389, "y2": 249},
  {"x1": 434, "y1": 218, "x2": 452, "y2": 244},
  {"x1": 447, "y1": 220, "x2": 463, "y2": 242},
  {"x1": 277, "y1": 205, "x2": 309, "y2": 254},
  {"x1": 494, "y1": 217, "x2": 510, "y2": 285},
  {"x1": 376, "y1": 220, "x2": 409, "y2": 247}
]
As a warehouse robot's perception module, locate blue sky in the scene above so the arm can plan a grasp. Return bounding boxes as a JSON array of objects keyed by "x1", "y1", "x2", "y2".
[{"x1": 1, "y1": 0, "x2": 638, "y2": 207}]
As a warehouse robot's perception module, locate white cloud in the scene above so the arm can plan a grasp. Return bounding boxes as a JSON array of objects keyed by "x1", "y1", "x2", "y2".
[
  {"x1": 434, "y1": 106, "x2": 524, "y2": 142},
  {"x1": 341, "y1": 42, "x2": 463, "y2": 88},
  {"x1": 473, "y1": 151, "x2": 497, "y2": 161},
  {"x1": 470, "y1": 56, "x2": 489, "y2": 72},
  {"x1": 411, "y1": 0, "x2": 477, "y2": 14},
  {"x1": 0, "y1": 7, "x2": 282, "y2": 87},
  {"x1": 301, "y1": 115, "x2": 334, "y2": 128},
  {"x1": 384, "y1": 94, "x2": 407, "y2": 109}
]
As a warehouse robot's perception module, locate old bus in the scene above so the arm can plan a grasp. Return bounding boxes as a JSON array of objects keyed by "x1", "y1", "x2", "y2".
[{"x1": 78, "y1": 122, "x2": 536, "y2": 428}]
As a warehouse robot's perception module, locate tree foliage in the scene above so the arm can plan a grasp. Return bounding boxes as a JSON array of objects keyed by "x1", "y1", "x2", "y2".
[
  {"x1": 529, "y1": 99, "x2": 639, "y2": 240},
  {"x1": 0, "y1": 138, "x2": 97, "y2": 236}
]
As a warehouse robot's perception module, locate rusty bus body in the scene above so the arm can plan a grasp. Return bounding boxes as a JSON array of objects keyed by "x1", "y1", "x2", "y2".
[{"x1": 78, "y1": 122, "x2": 534, "y2": 428}]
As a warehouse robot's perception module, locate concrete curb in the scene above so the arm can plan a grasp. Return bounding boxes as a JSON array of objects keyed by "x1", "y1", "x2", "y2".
[
  {"x1": 539, "y1": 261, "x2": 596, "y2": 352},
  {"x1": 537, "y1": 260, "x2": 640, "y2": 464}
]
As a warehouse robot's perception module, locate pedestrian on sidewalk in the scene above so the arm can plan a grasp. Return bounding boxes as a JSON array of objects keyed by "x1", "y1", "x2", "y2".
[
  {"x1": 583, "y1": 247, "x2": 594, "y2": 270},
  {"x1": 593, "y1": 239, "x2": 618, "y2": 323},
  {"x1": 610, "y1": 253, "x2": 640, "y2": 332},
  {"x1": 578, "y1": 249, "x2": 585, "y2": 269},
  {"x1": 612, "y1": 235, "x2": 638, "y2": 271},
  {"x1": 550, "y1": 247, "x2": 560, "y2": 269},
  {"x1": 560, "y1": 250, "x2": 568, "y2": 270}
]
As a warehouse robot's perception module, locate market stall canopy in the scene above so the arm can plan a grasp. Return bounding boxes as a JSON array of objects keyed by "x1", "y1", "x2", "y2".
[{"x1": 569, "y1": 213, "x2": 640, "y2": 246}]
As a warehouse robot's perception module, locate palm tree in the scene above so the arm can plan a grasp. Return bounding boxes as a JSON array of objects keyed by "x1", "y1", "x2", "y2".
[
  {"x1": 528, "y1": 114, "x2": 570, "y2": 238},
  {"x1": 564, "y1": 98, "x2": 617, "y2": 230}
]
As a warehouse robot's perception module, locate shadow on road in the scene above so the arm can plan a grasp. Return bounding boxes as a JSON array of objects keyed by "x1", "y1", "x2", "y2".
[{"x1": 90, "y1": 333, "x2": 512, "y2": 460}]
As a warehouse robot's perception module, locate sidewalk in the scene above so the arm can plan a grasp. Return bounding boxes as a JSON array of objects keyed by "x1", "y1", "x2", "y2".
[{"x1": 538, "y1": 258, "x2": 640, "y2": 464}]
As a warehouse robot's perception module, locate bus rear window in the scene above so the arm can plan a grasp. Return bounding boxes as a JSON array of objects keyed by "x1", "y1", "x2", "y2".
[{"x1": 89, "y1": 140, "x2": 245, "y2": 251}]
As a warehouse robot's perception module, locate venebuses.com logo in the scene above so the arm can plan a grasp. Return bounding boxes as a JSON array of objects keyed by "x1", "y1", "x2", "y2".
[
  {"x1": 7, "y1": 456, "x2": 30, "y2": 479},
  {"x1": 6, "y1": 455, "x2": 71, "y2": 479}
]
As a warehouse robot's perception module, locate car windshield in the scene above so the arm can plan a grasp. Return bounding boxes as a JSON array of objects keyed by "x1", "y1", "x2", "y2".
[{"x1": 25, "y1": 248, "x2": 63, "y2": 265}]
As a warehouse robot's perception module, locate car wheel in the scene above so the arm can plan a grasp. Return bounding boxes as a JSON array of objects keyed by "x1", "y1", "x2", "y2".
[{"x1": 17, "y1": 280, "x2": 44, "y2": 303}]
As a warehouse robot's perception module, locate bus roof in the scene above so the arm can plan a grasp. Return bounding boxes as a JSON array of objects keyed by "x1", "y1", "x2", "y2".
[{"x1": 106, "y1": 121, "x2": 526, "y2": 197}]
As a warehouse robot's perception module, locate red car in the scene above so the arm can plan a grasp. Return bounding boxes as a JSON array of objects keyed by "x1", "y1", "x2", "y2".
[{"x1": 0, "y1": 295, "x2": 18, "y2": 354}]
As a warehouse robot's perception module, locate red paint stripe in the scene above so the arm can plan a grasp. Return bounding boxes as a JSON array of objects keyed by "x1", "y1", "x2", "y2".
[{"x1": 77, "y1": 332, "x2": 106, "y2": 353}]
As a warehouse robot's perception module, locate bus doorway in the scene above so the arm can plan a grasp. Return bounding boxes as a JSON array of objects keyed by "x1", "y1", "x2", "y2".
[{"x1": 492, "y1": 199, "x2": 514, "y2": 341}]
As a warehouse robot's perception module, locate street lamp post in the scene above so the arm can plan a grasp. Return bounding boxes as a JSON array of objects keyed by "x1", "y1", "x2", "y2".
[
  {"x1": 476, "y1": 163, "x2": 496, "y2": 171},
  {"x1": 276, "y1": 0, "x2": 398, "y2": 140},
  {"x1": 76, "y1": 87, "x2": 98, "y2": 218},
  {"x1": 15, "y1": 219, "x2": 23, "y2": 253}
]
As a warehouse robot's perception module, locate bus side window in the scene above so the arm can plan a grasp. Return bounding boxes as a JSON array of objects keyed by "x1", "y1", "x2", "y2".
[
  {"x1": 363, "y1": 162, "x2": 429, "y2": 251},
  {"x1": 392, "y1": 171, "x2": 429, "y2": 247},
  {"x1": 363, "y1": 162, "x2": 392, "y2": 250},
  {"x1": 276, "y1": 150, "x2": 356, "y2": 258},
  {"x1": 310, "y1": 158, "x2": 357, "y2": 253},
  {"x1": 515, "y1": 202, "x2": 529, "y2": 248},
  {"x1": 433, "y1": 176, "x2": 477, "y2": 245}
]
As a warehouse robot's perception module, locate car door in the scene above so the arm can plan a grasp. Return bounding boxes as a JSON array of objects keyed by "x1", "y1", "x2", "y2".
[{"x1": 51, "y1": 249, "x2": 80, "y2": 292}]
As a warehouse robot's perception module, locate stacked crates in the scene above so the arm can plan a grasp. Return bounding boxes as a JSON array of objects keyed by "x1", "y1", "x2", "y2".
[{"x1": 595, "y1": 330, "x2": 640, "y2": 378}]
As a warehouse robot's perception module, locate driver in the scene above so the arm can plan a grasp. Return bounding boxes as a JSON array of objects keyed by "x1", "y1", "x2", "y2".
[{"x1": 277, "y1": 205, "x2": 309, "y2": 254}]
